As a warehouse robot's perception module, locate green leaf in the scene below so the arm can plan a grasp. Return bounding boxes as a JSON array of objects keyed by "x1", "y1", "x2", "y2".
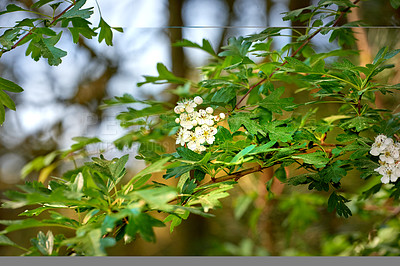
[
  {"x1": 211, "y1": 86, "x2": 237, "y2": 104},
  {"x1": 0, "y1": 4, "x2": 26, "y2": 16},
  {"x1": 134, "y1": 186, "x2": 177, "y2": 209},
  {"x1": 249, "y1": 141, "x2": 277, "y2": 155},
  {"x1": 32, "y1": 0, "x2": 57, "y2": 8},
  {"x1": 62, "y1": 137, "x2": 101, "y2": 157},
  {"x1": 340, "y1": 116, "x2": 376, "y2": 132},
  {"x1": 41, "y1": 33, "x2": 68, "y2": 66},
  {"x1": 282, "y1": 6, "x2": 313, "y2": 21},
  {"x1": 188, "y1": 183, "x2": 234, "y2": 212},
  {"x1": 98, "y1": 18, "x2": 113, "y2": 46},
  {"x1": 176, "y1": 147, "x2": 204, "y2": 161},
  {"x1": 319, "y1": 161, "x2": 347, "y2": 183},
  {"x1": 124, "y1": 157, "x2": 171, "y2": 190},
  {"x1": 0, "y1": 90, "x2": 16, "y2": 111},
  {"x1": 126, "y1": 213, "x2": 165, "y2": 242},
  {"x1": 0, "y1": 77, "x2": 23, "y2": 93},
  {"x1": 0, "y1": 234, "x2": 19, "y2": 247},
  {"x1": 292, "y1": 151, "x2": 329, "y2": 168},
  {"x1": 274, "y1": 165, "x2": 287, "y2": 182},
  {"x1": 228, "y1": 113, "x2": 265, "y2": 136},
  {"x1": 245, "y1": 28, "x2": 282, "y2": 42},
  {"x1": 259, "y1": 87, "x2": 294, "y2": 114},
  {"x1": 230, "y1": 145, "x2": 256, "y2": 164},
  {"x1": 59, "y1": 0, "x2": 93, "y2": 20},
  {"x1": 31, "y1": 231, "x2": 54, "y2": 256},
  {"x1": 163, "y1": 163, "x2": 194, "y2": 180},
  {"x1": 391, "y1": 0, "x2": 400, "y2": 9},
  {"x1": 263, "y1": 120, "x2": 295, "y2": 142},
  {"x1": 327, "y1": 192, "x2": 352, "y2": 218},
  {"x1": 108, "y1": 154, "x2": 129, "y2": 184},
  {"x1": 318, "y1": 0, "x2": 357, "y2": 7},
  {"x1": 218, "y1": 37, "x2": 252, "y2": 58},
  {"x1": 214, "y1": 126, "x2": 233, "y2": 143},
  {"x1": 138, "y1": 63, "x2": 187, "y2": 87},
  {"x1": 0, "y1": 28, "x2": 22, "y2": 49},
  {"x1": 164, "y1": 211, "x2": 189, "y2": 233},
  {"x1": 173, "y1": 39, "x2": 217, "y2": 57}
]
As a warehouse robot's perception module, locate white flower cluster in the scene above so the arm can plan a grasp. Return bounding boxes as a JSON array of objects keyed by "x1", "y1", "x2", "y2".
[
  {"x1": 370, "y1": 134, "x2": 400, "y2": 184},
  {"x1": 174, "y1": 96, "x2": 225, "y2": 153}
]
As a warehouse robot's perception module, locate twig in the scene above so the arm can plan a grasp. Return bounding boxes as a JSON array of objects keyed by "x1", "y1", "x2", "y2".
[
  {"x1": 234, "y1": 0, "x2": 361, "y2": 110},
  {"x1": 2, "y1": 3, "x2": 75, "y2": 54},
  {"x1": 202, "y1": 165, "x2": 266, "y2": 186}
]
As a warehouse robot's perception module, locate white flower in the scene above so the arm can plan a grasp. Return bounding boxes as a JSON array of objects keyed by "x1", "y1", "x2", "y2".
[
  {"x1": 174, "y1": 106, "x2": 184, "y2": 114},
  {"x1": 378, "y1": 164, "x2": 399, "y2": 184},
  {"x1": 370, "y1": 134, "x2": 393, "y2": 156},
  {"x1": 194, "y1": 96, "x2": 203, "y2": 105},
  {"x1": 197, "y1": 109, "x2": 214, "y2": 126},
  {"x1": 379, "y1": 144, "x2": 399, "y2": 164},
  {"x1": 179, "y1": 113, "x2": 194, "y2": 129},
  {"x1": 176, "y1": 99, "x2": 197, "y2": 113},
  {"x1": 187, "y1": 132, "x2": 203, "y2": 151},
  {"x1": 200, "y1": 125, "x2": 217, "y2": 144},
  {"x1": 206, "y1": 107, "x2": 213, "y2": 114},
  {"x1": 193, "y1": 145, "x2": 206, "y2": 153},
  {"x1": 219, "y1": 113, "x2": 226, "y2": 120},
  {"x1": 176, "y1": 128, "x2": 191, "y2": 146}
]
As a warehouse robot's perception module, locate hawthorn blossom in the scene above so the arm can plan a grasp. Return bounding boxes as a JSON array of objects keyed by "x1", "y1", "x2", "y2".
[
  {"x1": 173, "y1": 96, "x2": 225, "y2": 153},
  {"x1": 175, "y1": 99, "x2": 197, "y2": 113},
  {"x1": 379, "y1": 144, "x2": 399, "y2": 164},
  {"x1": 176, "y1": 128, "x2": 191, "y2": 146},
  {"x1": 370, "y1": 134, "x2": 400, "y2": 184},
  {"x1": 370, "y1": 134, "x2": 393, "y2": 156}
]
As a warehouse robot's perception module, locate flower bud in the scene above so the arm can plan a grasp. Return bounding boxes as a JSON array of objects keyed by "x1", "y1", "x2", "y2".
[
  {"x1": 175, "y1": 118, "x2": 180, "y2": 124},
  {"x1": 174, "y1": 106, "x2": 181, "y2": 114},
  {"x1": 194, "y1": 96, "x2": 203, "y2": 105},
  {"x1": 219, "y1": 113, "x2": 225, "y2": 119},
  {"x1": 206, "y1": 107, "x2": 213, "y2": 114}
]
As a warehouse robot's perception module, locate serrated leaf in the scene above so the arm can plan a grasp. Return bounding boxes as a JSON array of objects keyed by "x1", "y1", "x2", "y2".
[
  {"x1": 173, "y1": 38, "x2": 217, "y2": 57},
  {"x1": 138, "y1": 63, "x2": 187, "y2": 87},
  {"x1": 98, "y1": 18, "x2": 113, "y2": 46},
  {"x1": 319, "y1": 161, "x2": 347, "y2": 183},
  {"x1": 292, "y1": 151, "x2": 329, "y2": 168},
  {"x1": 327, "y1": 192, "x2": 352, "y2": 218},
  {"x1": 228, "y1": 113, "x2": 265, "y2": 136},
  {"x1": 259, "y1": 87, "x2": 294, "y2": 114},
  {"x1": 59, "y1": 0, "x2": 93, "y2": 20}
]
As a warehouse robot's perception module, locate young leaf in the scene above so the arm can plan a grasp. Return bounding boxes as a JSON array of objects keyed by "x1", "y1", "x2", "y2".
[
  {"x1": 327, "y1": 192, "x2": 352, "y2": 218},
  {"x1": 0, "y1": 77, "x2": 24, "y2": 93},
  {"x1": 98, "y1": 18, "x2": 113, "y2": 46}
]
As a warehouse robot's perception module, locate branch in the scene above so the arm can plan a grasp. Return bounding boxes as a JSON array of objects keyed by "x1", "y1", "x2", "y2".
[
  {"x1": 234, "y1": 0, "x2": 361, "y2": 110},
  {"x1": 202, "y1": 165, "x2": 266, "y2": 186},
  {"x1": 2, "y1": 3, "x2": 75, "y2": 54}
]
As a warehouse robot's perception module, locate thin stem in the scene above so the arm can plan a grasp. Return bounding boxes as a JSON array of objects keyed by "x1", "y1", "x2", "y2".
[
  {"x1": 234, "y1": 0, "x2": 361, "y2": 110},
  {"x1": 201, "y1": 165, "x2": 266, "y2": 186}
]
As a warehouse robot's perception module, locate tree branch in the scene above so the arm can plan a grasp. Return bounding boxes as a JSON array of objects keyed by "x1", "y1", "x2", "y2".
[
  {"x1": 202, "y1": 165, "x2": 266, "y2": 186},
  {"x1": 234, "y1": 0, "x2": 361, "y2": 110},
  {"x1": 2, "y1": 3, "x2": 75, "y2": 54}
]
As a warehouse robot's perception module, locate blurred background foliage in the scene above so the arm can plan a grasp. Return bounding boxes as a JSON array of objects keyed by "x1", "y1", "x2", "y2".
[{"x1": 1, "y1": 0, "x2": 400, "y2": 256}]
